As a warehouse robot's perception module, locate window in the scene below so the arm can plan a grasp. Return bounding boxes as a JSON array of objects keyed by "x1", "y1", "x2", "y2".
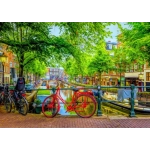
[
  {"x1": 10, "y1": 62, "x2": 12, "y2": 67},
  {"x1": 111, "y1": 82, "x2": 115, "y2": 85},
  {"x1": 108, "y1": 44, "x2": 112, "y2": 49},
  {"x1": 146, "y1": 62, "x2": 150, "y2": 68},
  {"x1": 146, "y1": 72, "x2": 150, "y2": 81},
  {"x1": 106, "y1": 43, "x2": 112, "y2": 50},
  {"x1": 134, "y1": 64, "x2": 138, "y2": 72},
  {"x1": 129, "y1": 65, "x2": 134, "y2": 72}
]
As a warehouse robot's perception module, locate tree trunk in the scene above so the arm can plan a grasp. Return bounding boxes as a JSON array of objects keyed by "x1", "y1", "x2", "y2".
[
  {"x1": 19, "y1": 64, "x2": 24, "y2": 77},
  {"x1": 19, "y1": 53, "x2": 24, "y2": 77},
  {"x1": 99, "y1": 72, "x2": 102, "y2": 85},
  {"x1": 19, "y1": 28, "x2": 24, "y2": 77}
]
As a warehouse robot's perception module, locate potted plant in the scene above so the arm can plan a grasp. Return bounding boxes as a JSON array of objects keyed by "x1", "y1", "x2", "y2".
[{"x1": 33, "y1": 99, "x2": 42, "y2": 114}]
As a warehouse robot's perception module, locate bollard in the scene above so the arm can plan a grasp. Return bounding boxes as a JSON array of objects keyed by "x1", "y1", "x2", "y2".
[
  {"x1": 130, "y1": 84, "x2": 136, "y2": 117},
  {"x1": 97, "y1": 85, "x2": 102, "y2": 116},
  {"x1": 52, "y1": 87, "x2": 56, "y2": 94}
]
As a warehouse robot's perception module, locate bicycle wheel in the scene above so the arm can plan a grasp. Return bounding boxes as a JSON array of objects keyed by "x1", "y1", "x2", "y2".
[
  {"x1": 42, "y1": 95, "x2": 60, "y2": 118},
  {"x1": 4, "y1": 96, "x2": 12, "y2": 113},
  {"x1": 18, "y1": 97, "x2": 28, "y2": 116},
  {"x1": 0, "y1": 92, "x2": 4, "y2": 105},
  {"x1": 74, "y1": 94, "x2": 97, "y2": 118},
  {"x1": 11, "y1": 98, "x2": 16, "y2": 113}
]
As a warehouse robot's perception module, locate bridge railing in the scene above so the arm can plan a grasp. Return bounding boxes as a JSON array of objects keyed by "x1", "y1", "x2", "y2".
[{"x1": 25, "y1": 85, "x2": 150, "y2": 117}]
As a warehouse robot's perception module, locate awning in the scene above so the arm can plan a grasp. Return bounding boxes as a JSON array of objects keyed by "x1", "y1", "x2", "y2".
[{"x1": 125, "y1": 72, "x2": 140, "y2": 78}]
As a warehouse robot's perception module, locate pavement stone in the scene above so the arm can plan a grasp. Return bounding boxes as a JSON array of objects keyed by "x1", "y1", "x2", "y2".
[{"x1": 1, "y1": 105, "x2": 150, "y2": 128}]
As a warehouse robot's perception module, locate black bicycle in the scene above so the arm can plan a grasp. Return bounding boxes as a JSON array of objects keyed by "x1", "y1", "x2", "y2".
[
  {"x1": 11, "y1": 90, "x2": 28, "y2": 115},
  {"x1": 1, "y1": 84, "x2": 12, "y2": 113},
  {"x1": 1, "y1": 84, "x2": 28, "y2": 115}
]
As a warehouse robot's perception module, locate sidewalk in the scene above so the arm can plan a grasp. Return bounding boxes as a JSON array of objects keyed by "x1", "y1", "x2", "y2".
[{"x1": 1, "y1": 105, "x2": 150, "y2": 128}]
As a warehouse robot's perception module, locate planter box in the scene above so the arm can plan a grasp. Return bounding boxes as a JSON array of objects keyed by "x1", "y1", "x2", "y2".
[{"x1": 35, "y1": 106, "x2": 42, "y2": 114}]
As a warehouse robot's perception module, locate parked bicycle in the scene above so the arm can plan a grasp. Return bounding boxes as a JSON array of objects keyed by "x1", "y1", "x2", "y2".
[
  {"x1": 11, "y1": 90, "x2": 28, "y2": 115},
  {"x1": 1, "y1": 77, "x2": 28, "y2": 116},
  {"x1": 42, "y1": 81, "x2": 97, "y2": 118},
  {"x1": 10, "y1": 77, "x2": 28, "y2": 115},
  {"x1": 0, "y1": 85, "x2": 4, "y2": 105},
  {"x1": 0, "y1": 84, "x2": 12, "y2": 113}
]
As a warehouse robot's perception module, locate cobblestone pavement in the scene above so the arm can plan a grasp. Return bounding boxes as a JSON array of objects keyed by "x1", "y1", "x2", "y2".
[{"x1": 1, "y1": 105, "x2": 150, "y2": 128}]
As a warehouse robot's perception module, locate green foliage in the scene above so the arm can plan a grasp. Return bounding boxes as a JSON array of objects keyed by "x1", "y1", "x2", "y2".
[
  {"x1": 0, "y1": 22, "x2": 117, "y2": 77},
  {"x1": 88, "y1": 46, "x2": 114, "y2": 84},
  {"x1": 0, "y1": 22, "x2": 75, "y2": 76},
  {"x1": 34, "y1": 99, "x2": 42, "y2": 105},
  {"x1": 118, "y1": 22, "x2": 149, "y2": 64},
  {"x1": 24, "y1": 57, "x2": 47, "y2": 77},
  {"x1": 37, "y1": 90, "x2": 50, "y2": 95}
]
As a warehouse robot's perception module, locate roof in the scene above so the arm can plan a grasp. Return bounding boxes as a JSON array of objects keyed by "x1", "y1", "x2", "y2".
[{"x1": 106, "y1": 41, "x2": 118, "y2": 45}]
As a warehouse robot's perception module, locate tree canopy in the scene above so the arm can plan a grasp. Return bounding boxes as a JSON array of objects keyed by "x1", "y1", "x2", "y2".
[
  {"x1": 118, "y1": 22, "x2": 149, "y2": 64},
  {"x1": 0, "y1": 22, "x2": 118, "y2": 78}
]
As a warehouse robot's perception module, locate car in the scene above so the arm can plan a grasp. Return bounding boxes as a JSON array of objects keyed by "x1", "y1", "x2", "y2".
[
  {"x1": 25, "y1": 83, "x2": 35, "y2": 92},
  {"x1": 40, "y1": 82, "x2": 47, "y2": 89}
]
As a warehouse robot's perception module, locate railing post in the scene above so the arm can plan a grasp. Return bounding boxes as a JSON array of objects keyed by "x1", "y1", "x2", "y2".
[
  {"x1": 97, "y1": 85, "x2": 102, "y2": 116},
  {"x1": 52, "y1": 87, "x2": 56, "y2": 94},
  {"x1": 130, "y1": 84, "x2": 136, "y2": 117}
]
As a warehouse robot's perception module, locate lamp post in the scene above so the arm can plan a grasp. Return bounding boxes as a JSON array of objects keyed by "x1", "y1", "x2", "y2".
[
  {"x1": 95, "y1": 74, "x2": 98, "y2": 85},
  {"x1": 138, "y1": 72, "x2": 144, "y2": 80},
  {"x1": 0, "y1": 53, "x2": 7, "y2": 84},
  {"x1": 138, "y1": 72, "x2": 144, "y2": 92},
  {"x1": 117, "y1": 61, "x2": 122, "y2": 87}
]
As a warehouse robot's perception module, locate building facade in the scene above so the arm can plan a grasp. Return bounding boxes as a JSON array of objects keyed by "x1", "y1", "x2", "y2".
[
  {"x1": 0, "y1": 44, "x2": 17, "y2": 84},
  {"x1": 44, "y1": 67, "x2": 64, "y2": 81}
]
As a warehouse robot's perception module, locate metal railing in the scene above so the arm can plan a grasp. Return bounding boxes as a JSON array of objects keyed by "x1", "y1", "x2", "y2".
[
  {"x1": 18, "y1": 84, "x2": 150, "y2": 117},
  {"x1": 51, "y1": 84, "x2": 150, "y2": 117}
]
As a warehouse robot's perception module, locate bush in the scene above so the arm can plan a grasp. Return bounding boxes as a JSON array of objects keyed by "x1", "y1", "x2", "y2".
[{"x1": 34, "y1": 99, "x2": 42, "y2": 105}]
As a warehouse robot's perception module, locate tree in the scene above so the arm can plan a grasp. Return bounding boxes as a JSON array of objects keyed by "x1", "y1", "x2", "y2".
[
  {"x1": 0, "y1": 22, "x2": 118, "y2": 77},
  {"x1": 88, "y1": 47, "x2": 114, "y2": 85},
  {"x1": 24, "y1": 58, "x2": 47, "y2": 81},
  {"x1": 118, "y1": 22, "x2": 149, "y2": 64},
  {"x1": 0, "y1": 22, "x2": 75, "y2": 77}
]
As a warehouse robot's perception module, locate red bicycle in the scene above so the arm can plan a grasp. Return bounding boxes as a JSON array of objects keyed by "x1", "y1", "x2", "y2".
[{"x1": 42, "y1": 84, "x2": 97, "y2": 118}]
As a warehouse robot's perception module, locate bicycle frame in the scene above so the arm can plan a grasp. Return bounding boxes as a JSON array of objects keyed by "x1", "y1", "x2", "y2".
[{"x1": 53, "y1": 86, "x2": 95, "y2": 112}]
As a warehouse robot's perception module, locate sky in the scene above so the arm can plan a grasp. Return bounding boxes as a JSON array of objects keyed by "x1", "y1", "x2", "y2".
[
  {"x1": 105, "y1": 22, "x2": 130, "y2": 42},
  {"x1": 51, "y1": 22, "x2": 129, "y2": 43}
]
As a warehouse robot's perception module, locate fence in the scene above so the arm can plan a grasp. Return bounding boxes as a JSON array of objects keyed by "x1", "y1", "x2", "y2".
[{"x1": 22, "y1": 84, "x2": 150, "y2": 117}]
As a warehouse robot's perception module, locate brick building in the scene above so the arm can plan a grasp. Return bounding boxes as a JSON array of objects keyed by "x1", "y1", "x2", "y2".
[{"x1": 0, "y1": 44, "x2": 17, "y2": 84}]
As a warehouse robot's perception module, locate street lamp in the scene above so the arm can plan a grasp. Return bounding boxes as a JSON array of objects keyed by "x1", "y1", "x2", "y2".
[
  {"x1": 0, "y1": 53, "x2": 7, "y2": 84},
  {"x1": 138, "y1": 72, "x2": 144, "y2": 80}
]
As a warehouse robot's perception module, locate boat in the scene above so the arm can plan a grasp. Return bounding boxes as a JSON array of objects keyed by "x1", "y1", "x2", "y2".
[{"x1": 101, "y1": 91, "x2": 150, "y2": 115}]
